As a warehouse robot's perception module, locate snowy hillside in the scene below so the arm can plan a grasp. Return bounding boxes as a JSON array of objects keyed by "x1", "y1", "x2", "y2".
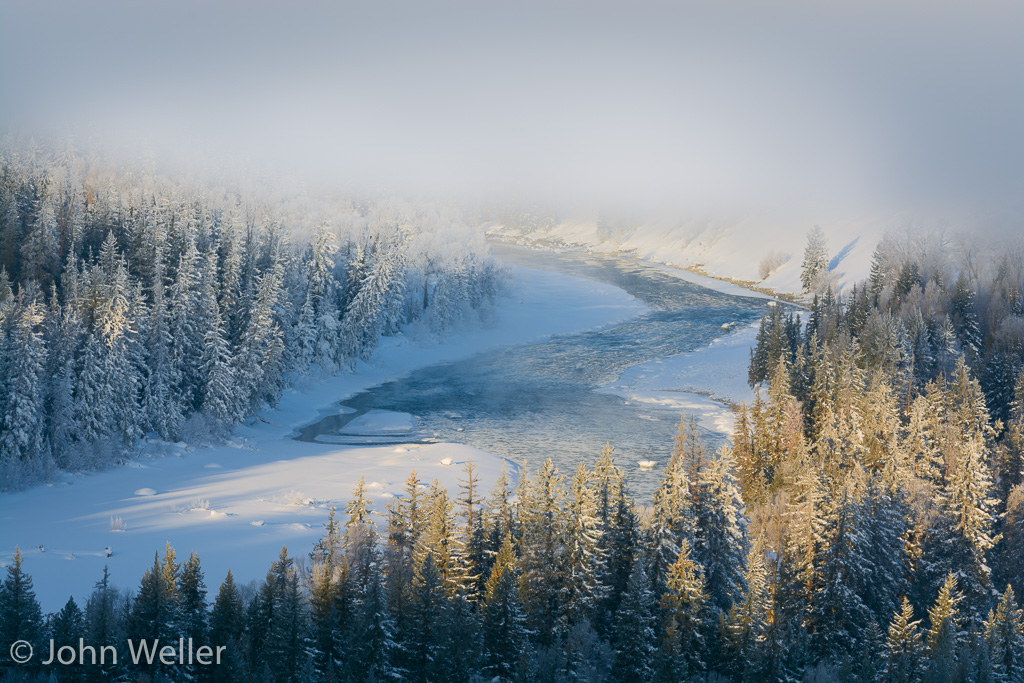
[{"x1": 486, "y1": 211, "x2": 892, "y2": 296}]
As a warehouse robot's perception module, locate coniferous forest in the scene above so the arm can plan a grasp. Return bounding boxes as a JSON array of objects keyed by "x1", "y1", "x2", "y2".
[{"x1": 4, "y1": 184, "x2": 1024, "y2": 681}]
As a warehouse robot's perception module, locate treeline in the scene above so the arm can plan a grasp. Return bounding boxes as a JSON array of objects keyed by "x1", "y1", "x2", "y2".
[
  {"x1": 4, "y1": 402, "x2": 1024, "y2": 682},
  {"x1": 0, "y1": 145, "x2": 504, "y2": 488},
  {"x1": 3, "y1": 433, "x2": 748, "y2": 683}
]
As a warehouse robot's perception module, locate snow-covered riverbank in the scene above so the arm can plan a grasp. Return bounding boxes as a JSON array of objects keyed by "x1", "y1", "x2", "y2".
[
  {"x1": 601, "y1": 320, "x2": 760, "y2": 437},
  {"x1": 1, "y1": 264, "x2": 648, "y2": 610},
  {"x1": 487, "y1": 213, "x2": 883, "y2": 296}
]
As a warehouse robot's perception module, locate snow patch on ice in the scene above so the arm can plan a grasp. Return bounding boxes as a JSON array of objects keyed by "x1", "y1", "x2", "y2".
[{"x1": 338, "y1": 410, "x2": 415, "y2": 435}]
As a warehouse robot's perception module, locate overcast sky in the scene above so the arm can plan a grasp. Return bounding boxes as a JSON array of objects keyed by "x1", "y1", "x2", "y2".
[{"x1": 1, "y1": 0, "x2": 1022, "y2": 215}]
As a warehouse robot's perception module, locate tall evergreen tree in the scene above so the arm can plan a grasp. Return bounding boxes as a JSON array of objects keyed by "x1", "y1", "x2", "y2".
[
  {"x1": 984, "y1": 586, "x2": 1024, "y2": 683},
  {"x1": 84, "y1": 565, "x2": 120, "y2": 681},
  {"x1": 209, "y1": 570, "x2": 245, "y2": 683},
  {"x1": 885, "y1": 597, "x2": 926, "y2": 683},
  {"x1": 259, "y1": 546, "x2": 309, "y2": 682},
  {"x1": 482, "y1": 534, "x2": 529, "y2": 682},
  {"x1": 408, "y1": 551, "x2": 445, "y2": 682},
  {"x1": 457, "y1": 460, "x2": 488, "y2": 601},
  {"x1": 518, "y1": 458, "x2": 566, "y2": 647},
  {"x1": 800, "y1": 225, "x2": 829, "y2": 292},
  {"x1": 657, "y1": 539, "x2": 709, "y2": 678},
  {"x1": 610, "y1": 560, "x2": 656, "y2": 683},
  {"x1": 295, "y1": 222, "x2": 340, "y2": 370},
  {"x1": 49, "y1": 596, "x2": 86, "y2": 681},
  {"x1": 561, "y1": 461, "x2": 604, "y2": 630},
  {"x1": 924, "y1": 573, "x2": 964, "y2": 682},
  {"x1": 724, "y1": 541, "x2": 772, "y2": 680},
  {"x1": 0, "y1": 288, "x2": 48, "y2": 478},
  {"x1": 0, "y1": 548, "x2": 44, "y2": 671}
]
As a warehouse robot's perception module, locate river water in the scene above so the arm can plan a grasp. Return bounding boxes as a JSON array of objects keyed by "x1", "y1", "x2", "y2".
[{"x1": 297, "y1": 244, "x2": 772, "y2": 499}]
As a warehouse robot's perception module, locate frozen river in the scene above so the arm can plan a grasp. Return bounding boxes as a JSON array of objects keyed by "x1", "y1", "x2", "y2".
[{"x1": 299, "y1": 244, "x2": 774, "y2": 499}]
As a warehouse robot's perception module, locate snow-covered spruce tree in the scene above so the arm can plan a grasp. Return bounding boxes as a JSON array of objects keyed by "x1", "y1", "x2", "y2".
[
  {"x1": 648, "y1": 421, "x2": 696, "y2": 594},
  {"x1": 800, "y1": 225, "x2": 829, "y2": 293},
  {"x1": 1010, "y1": 368, "x2": 1024, "y2": 430},
  {"x1": 924, "y1": 573, "x2": 965, "y2": 682},
  {"x1": 692, "y1": 442, "x2": 749, "y2": 623},
  {"x1": 656, "y1": 538, "x2": 709, "y2": 679},
  {"x1": 0, "y1": 180, "x2": 21, "y2": 275},
  {"x1": 142, "y1": 228, "x2": 184, "y2": 441},
  {"x1": 560, "y1": 461, "x2": 604, "y2": 630},
  {"x1": 178, "y1": 552, "x2": 208, "y2": 682},
  {"x1": 74, "y1": 232, "x2": 145, "y2": 449},
  {"x1": 748, "y1": 303, "x2": 797, "y2": 387},
  {"x1": 482, "y1": 533, "x2": 530, "y2": 681},
  {"x1": 257, "y1": 546, "x2": 310, "y2": 682},
  {"x1": 295, "y1": 222, "x2": 340, "y2": 371},
  {"x1": 0, "y1": 286, "x2": 48, "y2": 483},
  {"x1": 48, "y1": 597, "x2": 86, "y2": 679},
  {"x1": 869, "y1": 233, "x2": 900, "y2": 299},
  {"x1": 610, "y1": 559, "x2": 656, "y2": 683},
  {"x1": 807, "y1": 483, "x2": 873, "y2": 664},
  {"x1": 885, "y1": 597, "x2": 926, "y2": 683},
  {"x1": 597, "y1": 481, "x2": 640, "y2": 636},
  {"x1": 984, "y1": 585, "x2": 1024, "y2": 682},
  {"x1": 339, "y1": 234, "x2": 406, "y2": 364},
  {"x1": 457, "y1": 460, "x2": 488, "y2": 601},
  {"x1": 774, "y1": 462, "x2": 828, "y2": 669},
  {"x1": 20, "y1": 187, "x2": 60, "y2": 288},
  {"x1": 307, "y1": 554, "x2": 343, "y2": 682},
  {"x1": 346, "y1": 538, "x2": 397, "y2": 682},
  {"x1": 418, "y1": 479, "x2": 462, "y2": 594},
  {"x1": 345, "y1": 475, "x2": 375, "y2": 535},
  {"x1": 0, "y1": 548, "x2": 44, "y2": 672},
  {"x1": 234, "y1": 245, "x2": 286, "y2": 412},
  {"x1": 432, "y1": 592, "x2": 483, "y2": 682},
  {"x1": 861, "y1": 477, "x2": 912, "y2": 625},
  {"x1": 209, "y1": 570, "x2": 245, "y2": 683},
  {"x1": 84, "y1": 565, "x2": 122, "y2": 680},
  {"x1": 407, "y1": 551, "x2": 446, "y2": 680},
  {"x1": 1003, "y1": 484, "x2": 1024, "y2": 603},
  {"x1": 169, "y1": 234, "x2": 205, "y2": 414},
  {"x1": 41, "y1": 287, "x2": 82, "y2": 469},
  {"x1": 917, "y1": 417, "x2": 998, "y2": 629},
  {"x1": 724, "y1": 539, "x2": 772, "y2": 679},
  {"x1": 518, "y1": 458, "x2": 567, "y2": 648},
  {"x1": 198, "y1": 249, "x2": 241, "y2": 429},
  {"x1": 127, "y1": 552, "x2": 178, "y2": 678},
  {"x1": 950, "y1": 273, "x2": 983, "y2": 362},
  {"x1": 482, "y1": 462, "x2": 517, "y2": 581}
]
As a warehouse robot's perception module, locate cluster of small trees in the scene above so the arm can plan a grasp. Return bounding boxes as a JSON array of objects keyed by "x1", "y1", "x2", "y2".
[{"x1": 0, "y1": 145, "x2": 503, "y2": 489}]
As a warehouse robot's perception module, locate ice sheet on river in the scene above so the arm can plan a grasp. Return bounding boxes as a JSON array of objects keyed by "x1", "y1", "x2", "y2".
[{"x1": 314, "y1": 410, "x2": 430, "y2": 445}]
